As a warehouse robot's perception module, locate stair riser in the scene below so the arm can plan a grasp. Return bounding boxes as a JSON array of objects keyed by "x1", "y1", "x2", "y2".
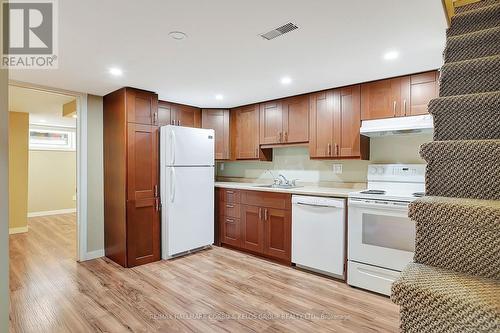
[
  {"x1": 447, "y1": 4, "x2": 500, "y2": 37},
  {"x1": 439, "y1": 57, "x2": 500, "y2": 96},
  {"x1": 444, "y1": 28, "x2": 500, "y2": 63}
]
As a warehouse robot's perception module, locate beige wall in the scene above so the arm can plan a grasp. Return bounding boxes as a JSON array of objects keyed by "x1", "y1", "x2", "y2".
[
  {"x1": 217, "y1": 134, "x2": 431, "y2": 183},
  {"x1": 8, "y1": 112, "x2": 29, "y2": 231},
  {"x1": 1, "y1": 65, "x2": 9, "y2": 332},
  {"x1": 28, "y1": 150, "x2": 76, "y2": 213},
  {"x1": 86, "y1": 95, "x2": 104, "y2": 253}
]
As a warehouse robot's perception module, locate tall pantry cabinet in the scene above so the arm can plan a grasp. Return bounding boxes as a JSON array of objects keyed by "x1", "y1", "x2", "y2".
[{"x1": 104, "y1": 87, "x2": 161, "y2": 268}]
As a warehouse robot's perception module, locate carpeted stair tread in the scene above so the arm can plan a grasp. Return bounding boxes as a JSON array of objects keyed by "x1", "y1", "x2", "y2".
[
  {"x1": 429, "y1": 92, "x2": 500, "y2": 140},
  {"x1": 444, "y1": 26, "x2": 500, "y2": 63},
  {"x1": 455, "y1": 0, "x2": 500, "y2": 14},
  {"x1": 409, "y1": 196, "x2": 500, "y2": 279},
  {"x1": 439, "y1": 55, "x2": 500, "y2": 96},
  {"x1": 391, "y1": 263, "x2": 500, "y2": 333},
  {"x1": 447, "y1": 2, "x2": 500, "y2": 37},
  {"x1": 420, "y1": 139, "x2": 500, "y2": 200}
]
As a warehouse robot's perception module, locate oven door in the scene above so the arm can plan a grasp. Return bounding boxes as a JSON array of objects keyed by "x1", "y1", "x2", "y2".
[{"x1": 348, "y1": 198, "x2": 415, "y2": 271}]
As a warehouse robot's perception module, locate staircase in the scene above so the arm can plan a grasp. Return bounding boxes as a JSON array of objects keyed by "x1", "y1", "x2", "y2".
[{"x1": 391, "y1": 1, "x2": 500, "y2": 332}]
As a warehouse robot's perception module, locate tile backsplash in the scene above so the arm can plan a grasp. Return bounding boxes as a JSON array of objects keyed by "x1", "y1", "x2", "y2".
[{"x1": 216, "y1": 134, "x2": 431, "y2": 183}]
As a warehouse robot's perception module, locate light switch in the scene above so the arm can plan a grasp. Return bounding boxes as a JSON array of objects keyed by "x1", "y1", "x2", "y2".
[{"x1": 332, "y1": 164, "x2": 342, "y2": 174}]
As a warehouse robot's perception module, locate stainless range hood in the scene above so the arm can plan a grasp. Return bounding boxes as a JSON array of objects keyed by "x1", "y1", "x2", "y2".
[{"x1": 360, "y1": 115, "x2": 434, "y2": 137}]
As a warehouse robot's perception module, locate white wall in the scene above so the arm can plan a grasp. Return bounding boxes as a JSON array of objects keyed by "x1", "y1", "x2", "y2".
[
  {"x1": 0, "y1": 60, "x2": 9, "y2": 332},
  {"x1": 86, "y1": 95, "x2": 104, "y2": 253},
  {"x1": 217, "y1": 134, "x2": 431, "y2": 183}
]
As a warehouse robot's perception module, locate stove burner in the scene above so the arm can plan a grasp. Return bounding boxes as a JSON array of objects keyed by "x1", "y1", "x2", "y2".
[
  {"x1": 412, "y1": 192, "x2": 425, "y2": 197},
  {"x1": 360, "y1": 190, "x2": 386, "y2": 195}
]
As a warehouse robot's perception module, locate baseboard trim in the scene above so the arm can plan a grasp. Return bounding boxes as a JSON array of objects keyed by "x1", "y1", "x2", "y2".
[
  {"x1": 9, "y1": 226, "x2": 28, "y2": 235},
  {"x1": 81, "y1": 249, "x2": 104, "y2": 261},
  {"x1": 28, "y1": 208, "x2": 77, "y2": 217}
]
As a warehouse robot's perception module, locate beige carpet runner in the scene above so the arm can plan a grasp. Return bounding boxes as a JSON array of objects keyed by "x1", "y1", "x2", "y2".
[{"x1": 391, "y1": 0, "x2": 500, "y2": 332}]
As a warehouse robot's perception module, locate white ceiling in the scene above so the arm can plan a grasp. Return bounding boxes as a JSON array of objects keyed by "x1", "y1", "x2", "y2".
[
  {"x1": 9, "y1": 0, "x2": 447, "y2": 108},
  {"x1": 9, "y1": 86, "x2": 77, "y2": 128}
]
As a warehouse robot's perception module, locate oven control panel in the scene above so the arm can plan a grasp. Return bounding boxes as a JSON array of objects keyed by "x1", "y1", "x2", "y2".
[{"x1": 367, "y1": 164, "x2": 425, "y2": 182}]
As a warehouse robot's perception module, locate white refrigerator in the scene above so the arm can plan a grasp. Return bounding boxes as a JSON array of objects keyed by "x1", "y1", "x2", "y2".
[{"x1": 160, "y1": 125, "x2": 215, "y2": 259}]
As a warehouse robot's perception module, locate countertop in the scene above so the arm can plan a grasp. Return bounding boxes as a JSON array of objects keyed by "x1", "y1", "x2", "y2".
[{"x1": 215, "y1": 181, "x2": 363, "y2": 198}]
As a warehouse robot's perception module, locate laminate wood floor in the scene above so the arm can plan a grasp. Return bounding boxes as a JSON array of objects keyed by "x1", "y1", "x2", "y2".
[{"x1": 9, "y1": 214, "x2": 400, "y2": 333}]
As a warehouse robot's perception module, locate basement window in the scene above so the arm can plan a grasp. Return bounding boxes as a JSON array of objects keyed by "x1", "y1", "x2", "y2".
[{"x1": 29, "y1": 126, "x2": 76, "y2": 151}]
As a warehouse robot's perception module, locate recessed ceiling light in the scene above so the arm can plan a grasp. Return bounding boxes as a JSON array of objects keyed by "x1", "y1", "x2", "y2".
[
  {"x1": 383, "y1": 51, "x2": 399, "y2": 60},
  {"x1": 109, "y1": 67, "x2": 123, "y2": 76},
  {"x1": 215, "y1": 94, "x2": 224, "y2": 101},
  {"x1": 281, "y1": 76, "x2": 292, "y2": 85},
  {"x1": 169, "y1": 31, "x2": 187, "y2": 40}
]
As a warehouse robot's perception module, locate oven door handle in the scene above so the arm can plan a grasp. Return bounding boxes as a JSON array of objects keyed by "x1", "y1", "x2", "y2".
[{"x1": 348, "y1": 199, "x2": 409, "y2": 210}]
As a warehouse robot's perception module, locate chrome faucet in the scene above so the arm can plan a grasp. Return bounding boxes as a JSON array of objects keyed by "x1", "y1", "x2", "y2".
[{"x1": 277, "y1": 174, "x2": 290, "y2": 185}]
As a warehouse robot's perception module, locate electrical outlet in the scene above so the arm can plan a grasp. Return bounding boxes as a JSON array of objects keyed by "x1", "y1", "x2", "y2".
[
  {"x1": 332, "y1": 164, "x2": 342, "y2": 174},
  {"x1": 220, "y1": 163, "x2": 224, "y2": 171}
]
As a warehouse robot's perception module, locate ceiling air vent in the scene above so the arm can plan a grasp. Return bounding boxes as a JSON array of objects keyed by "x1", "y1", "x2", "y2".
[{"x1": 260, "y1": 22, "x2": 299, "y2": 40}]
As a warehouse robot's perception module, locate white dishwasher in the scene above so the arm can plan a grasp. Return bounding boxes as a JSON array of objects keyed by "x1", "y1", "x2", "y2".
[{"x1": 292, "y1": 195, "x2": 346, "y2": 279}]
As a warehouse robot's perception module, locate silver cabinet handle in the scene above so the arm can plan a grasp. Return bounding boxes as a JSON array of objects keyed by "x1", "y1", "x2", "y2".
[
  {"x1": 154, "y1": 185, "x2": 158, "y2": 197},
  {"x1": 336, "y1": 144, "x2": 339, "y2": 156},
  {"x1": 171, "y1": 119, "x2": 175, "y2": 125},
  {"x1": 255, "y1": 147, "x2": 258, "y2": 158},
  {"x1": 264, "y1": 209, "x2": 268, "y2": 221},
  {"x1": 403, "y1": 99, "x2": 407, "y2": 116},
  {"x1": 328, "y1": 143, "x2": 331, "y2": 156},
  {"x1": 258, "y1": 208, "x2": 262, "y2": 220},
  {"x1": 279, "y1": 132, "x2": 282, "y2": 142},
  {"x1": 393, "y1": 101, "x2": 397, "y2": 117},
  {"x1": 284, "y1": 131, "x2": 288, "y2": 142},
  {"x1": 226, "y1": 204, "x2": 234, "y2": 208},
  {"x1": 153, "y1": 112, "x2": 157, "y2": 124},
  {"x1": 226, "y1": 218, "x2": 235, "y2": 224},
  {"x1": 177, "y1": 120, "x2": 181, "y2": 126}
]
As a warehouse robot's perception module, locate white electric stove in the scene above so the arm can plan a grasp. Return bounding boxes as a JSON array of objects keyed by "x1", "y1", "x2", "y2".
[{"x1": 347, "y1": 164, "x2": 425, "y2": 296}]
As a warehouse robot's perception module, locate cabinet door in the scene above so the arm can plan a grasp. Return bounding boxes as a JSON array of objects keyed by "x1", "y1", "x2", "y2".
[
  {"x1": 241, "y1": 205, "x2": 264, "y2": 253},
  {"x1": 126, "y1": 198, "x2": 160, "y2": 267},
  {"x1": 263, "y1": 208, "x2": 291, "y2": 262},
  {"x1": 220, "y1": 216, "x2": 241, "y2": 247},
  {"x1": 127, "y1": 124, "x2": 159, "y2": 201},
  {"x1": 173, "y1": 104, "x2": 201, "y2": 128},
  {"x1": 407, "y1": 71, "x2": 439, "y2": 116},
  {"x1": 202, "y1": 109, "x2": 230, "y2": 160},
  {"x1": 235, "y1": 104, "x2": 260, "y2": 159},
  {"x1": 360, "y1": 78, "x2": 401, "y2": 120},
  {"x1": 158, "y1": 101, "x2": 172, "y2": 126},
  {"x1": 259, "y1": 101, "x2": 283, "y2": 144},
  {"x1": 309, "y1": 91, "x2": 334, "y2": 157},
  {"x1": 282, "y1": 95, "x2": 309, "y2": 143},
  {"x1": 339, "y1": 85, "x2": 361, "y2": 157},
  {"x1": 126, "y1": 89, "x2": 158, "y2": 125}
]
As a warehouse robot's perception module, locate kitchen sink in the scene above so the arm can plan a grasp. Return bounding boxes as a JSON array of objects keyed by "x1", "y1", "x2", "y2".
[{"x1": 254, "y1": 184, "x2": 302, "y2": 189}]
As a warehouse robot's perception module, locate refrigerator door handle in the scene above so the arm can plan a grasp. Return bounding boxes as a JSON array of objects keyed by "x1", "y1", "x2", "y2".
[
  {"x1": 170, "y1": 168, "x2": 176, "y2": 203},
  {"x1": 170, "y1": 129, "x2": 176, "y2": 165}
]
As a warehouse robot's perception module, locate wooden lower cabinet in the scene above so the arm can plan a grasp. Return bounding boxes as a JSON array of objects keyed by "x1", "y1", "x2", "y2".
[{"x1": 217, "y1": 188, "x2": 291, "y2": 264}]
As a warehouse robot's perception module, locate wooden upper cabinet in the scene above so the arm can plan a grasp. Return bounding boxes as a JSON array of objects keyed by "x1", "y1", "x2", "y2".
[
  {"x1": 407, "y1": 71, "x2": 440, "y2": 116},
  {"x1": 361, "y1": 70, "x2": 439, "y2": 120},
  {"x1": 126, "y1": 88, "x2": 159, "y2": 125},
  {"x1": 260, "y1": 101, "x2": 283, "y2": 144},
  {"x1": 157, "y1": 101, "x2": 172, "y2": 126},
  {"x1": 174, "y1": 104, "x2": 201, "y2": 128},
  {"x1": 234, "y1": 104, "x2": 260, "y2": 159},
  {"x1": 202, "y1": 109, "x2": 230, "y2": 160},
  {"x1": 309, "y1": 90, "x2": 334, "y2": 158},
  {"x1": 282, "y1": 95, "x2": 309, "y2": 143},
  {"x1": 361, "y1": 78, "x2": 402, "y2": 120},
  {"x1": 338, "y1": 85, "x2": 362, "y2": 158}
]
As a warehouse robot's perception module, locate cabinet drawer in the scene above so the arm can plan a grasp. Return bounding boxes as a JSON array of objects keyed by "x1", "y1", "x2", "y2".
[
  {"x1": 221, "y1": 202, "x2": 240, "y2": 218},
  {"x1": 219, "y1": 189, "x2": 241, "y2": 203},
  {"x1": 241, "y1": 191, "x2": 291, "y2": 210}
]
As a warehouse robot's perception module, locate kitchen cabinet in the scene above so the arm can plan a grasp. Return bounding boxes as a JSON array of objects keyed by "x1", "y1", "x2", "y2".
[
  {"x1": 360, "y1": 70, "x2": 439, "y2": 120},
  {"x1": 202, "y1": 109, "x2": 230, "y2": 160},
  {"x1": 259, "y1": 96, "x2": 309, "y2": 145},
  {"x1": 104, "y1": 87, "x2": 161, "y2": 268},
  {"x1": 157, "y1": 100, "x2": 201, "y2": 127},
  {"x1": 234, "y1": 104, "x2": 267, "y2": 160},
  {"x1": 217, "y1": 188, "x2": 291, "y2": 264},
  {"x1": 309, "y1": 86, "x2": 369, "y2": 159}
]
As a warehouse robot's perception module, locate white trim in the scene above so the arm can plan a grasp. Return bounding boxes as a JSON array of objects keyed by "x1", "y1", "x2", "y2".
[
  {"x1": 9, "y1": 80, "x2": 88, "y2": 262},
  {"x1": 82, "y1": 249, "x2": 104, "y2": 261},
  {"x1": 9, "y1": 226, "x2": 28, "y2": 235},
  {"x1": 27, "y1": 208, "x2": 76, "y2": 217}
]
